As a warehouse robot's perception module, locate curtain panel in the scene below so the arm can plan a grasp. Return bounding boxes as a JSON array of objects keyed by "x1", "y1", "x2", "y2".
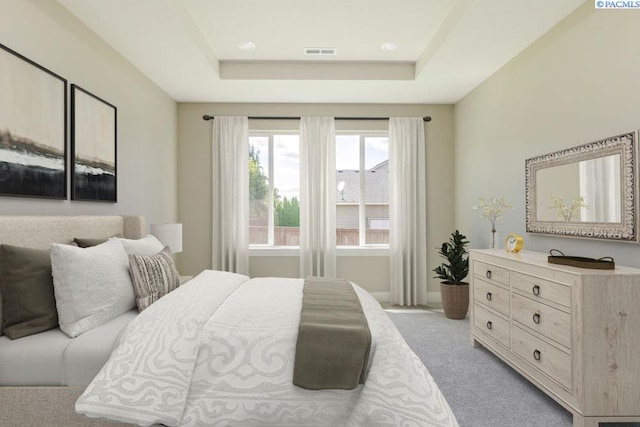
[
  {"x1": 389, "y1": 117, "x2": 428, "y2": 306},
  {"x1": 299, "y1": 117, "x2": 337, "y2": 278},
  {"x1": 211, "y1": 116, "x2": 249, "y2": 275}
]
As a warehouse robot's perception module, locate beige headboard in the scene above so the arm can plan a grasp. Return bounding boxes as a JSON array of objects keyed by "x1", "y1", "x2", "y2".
[{"x1": 0, "y1": 215, "x2": 146, "y2": 249}]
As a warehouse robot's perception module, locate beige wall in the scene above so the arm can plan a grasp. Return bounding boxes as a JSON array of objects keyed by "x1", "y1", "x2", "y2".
[
  {"x1": 248, "y1": 255, "x2": 390, "y2": 297},
  {"x1": 178, "y1": 103, "x2": 454, "y2": 301},
  {"x1": 455, "y1": 3, "x2": 640, "y2": 267},
  {"x1": 0, "y1": 0, "x2": 178, "y2": 228}
]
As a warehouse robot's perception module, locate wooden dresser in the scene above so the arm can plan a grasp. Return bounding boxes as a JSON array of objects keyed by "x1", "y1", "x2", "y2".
[{"x1": 470, "y1": 249, "x2": 640, "y2": 427}]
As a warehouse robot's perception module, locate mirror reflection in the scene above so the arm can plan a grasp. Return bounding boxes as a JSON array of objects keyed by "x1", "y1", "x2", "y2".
[{"x1": 535, "y1": 154, "x2": 621, "y2": 223}]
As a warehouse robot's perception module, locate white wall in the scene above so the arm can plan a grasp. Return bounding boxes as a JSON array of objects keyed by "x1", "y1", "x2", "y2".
[
  {"x1": 455, "y1": 3, "x2": 640, "y2": 267},
  {"x1": 178, "y1": 103, "x2": 454, "y2": 302},
  {"x1": 0, "y1": 0, "x2": 178, "y2": 227}
]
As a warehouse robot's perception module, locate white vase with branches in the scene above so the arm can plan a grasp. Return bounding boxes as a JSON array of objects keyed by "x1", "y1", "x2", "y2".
[{"x1": 473, "y1": 196, "x2": 513, "y2": 249}]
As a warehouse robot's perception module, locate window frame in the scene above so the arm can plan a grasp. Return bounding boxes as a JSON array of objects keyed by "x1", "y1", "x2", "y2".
[
  {"x1": 248, "y1": 130, "x2": 390, "y2": 255},
  {"x1": 336, "y1": 131, "x2": 390, "y2": 248},
  {"x1": 249, "y1": 131, "x2": 299, "y2": 248}
]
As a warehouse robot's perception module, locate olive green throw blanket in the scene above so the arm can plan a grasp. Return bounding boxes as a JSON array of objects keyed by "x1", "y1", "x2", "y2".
[{"x1": 293, "y1": 277, "x2": 372, "y2": 390}]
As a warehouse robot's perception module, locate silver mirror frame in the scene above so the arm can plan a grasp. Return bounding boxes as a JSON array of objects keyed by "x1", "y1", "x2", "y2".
[{"x1": 525, "y1": 131, "x2": 638, "y2": 242}]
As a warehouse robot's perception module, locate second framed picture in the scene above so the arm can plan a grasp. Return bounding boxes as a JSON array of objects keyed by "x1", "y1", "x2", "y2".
[{"x1": 71, "y1": 84, "x2": 117, "y2": 202}]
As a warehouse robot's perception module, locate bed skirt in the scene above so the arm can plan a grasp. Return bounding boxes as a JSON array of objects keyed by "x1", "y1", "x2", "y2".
[{"x1": 0, "y1": 387, "x2": 131, "y2": 426}]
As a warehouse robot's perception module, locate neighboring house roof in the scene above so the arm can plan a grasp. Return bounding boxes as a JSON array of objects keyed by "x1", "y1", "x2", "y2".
[{"x1": 336, "y1": 160, "x2": 388, "y2": 204}]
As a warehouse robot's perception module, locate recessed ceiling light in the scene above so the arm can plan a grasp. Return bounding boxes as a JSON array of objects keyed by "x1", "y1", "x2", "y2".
[
  {"x1": 381, "y1": 42, "x2": 399, "y2": 51},
  {"x1": 238, "y1": 41, "x2": 256, "y2": 50}
]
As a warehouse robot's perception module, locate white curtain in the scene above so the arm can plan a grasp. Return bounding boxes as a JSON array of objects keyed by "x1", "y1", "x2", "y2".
[
  {"x1": 579, "y1": 155, "x2": 621, "y2": 222},
  {"x1": 389, "y1": 117, "x2": 427, "y2": 306},
  {"x1": 211, "y1": 116, "x2": 249, "y2": 274},
  {"x1": 299, "y1": 117, "x2": 336, "y2": 278}
]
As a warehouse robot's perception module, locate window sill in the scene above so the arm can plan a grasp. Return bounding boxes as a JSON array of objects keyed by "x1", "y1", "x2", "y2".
[
  {"x1": 337, "y1": 246, "x2": 389, "y2": 256},
  {"x1": 249, "y1": 246, "x2": 389, "y2": 257}
]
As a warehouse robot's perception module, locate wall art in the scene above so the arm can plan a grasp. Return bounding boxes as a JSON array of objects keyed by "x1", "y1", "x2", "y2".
[
  {"x1": 0, "y1": 43, "x2": 67, "y2": 199},
  {"x1": 71, "y1": 84, "x2": 117, "y2": 202}
]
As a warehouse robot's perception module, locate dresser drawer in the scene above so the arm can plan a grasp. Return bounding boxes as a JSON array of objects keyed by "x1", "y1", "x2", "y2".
[
  {"x1": 511, "y1": 271, "x2": 570, "y2": 308},
  {"x1": 511, "y1": 293, "x2": 571, "y2": 348},
  {"x1": 512, "y1": 325, "x2": 572, "y2": 390},
  {"x1": 473, "y1": 303, "x2": 510, "y2": 348},
  {"x1": 474, "y1": 261, "x2": 509, "y2": 287},
  {"x1": 474, "y1": 278, "x2": 510, "y2": 316}
]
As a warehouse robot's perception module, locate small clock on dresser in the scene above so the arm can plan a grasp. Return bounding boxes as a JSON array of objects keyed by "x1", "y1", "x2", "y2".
[{"x1": 504, "y1": 233, "x2": 523, "y2": 253}]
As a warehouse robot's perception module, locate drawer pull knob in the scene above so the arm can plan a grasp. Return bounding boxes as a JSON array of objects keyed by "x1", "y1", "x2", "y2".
[
  {"x1": 533, "y1": 349, "x2": 541, "y2": 361},
  {"x1": 532, "y1": 285, "x2": 540, "y2": 296},
  {"x1": 486, "y1": 292, "x2": 492, "y2": 301},
  {"x1": 486, "y1": 270, "x2": 492, "y2": 279},
  {"x1": 486, "y1": 321, "x2": 493, "y2": 330},
  {"x1": 532, "y1": 313, "x2": 541, "y2": 324}
]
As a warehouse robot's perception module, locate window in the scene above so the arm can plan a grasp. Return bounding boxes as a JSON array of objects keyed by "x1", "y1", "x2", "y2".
[
  {"x1": 336, "y1": 134, "x2": 389, "y2": 246},
  {"x1": 250, "y1": 131, "x2": 389, "y2": 249},
  {"x1": 249, "y1": 134, "x2": 300, "y2": 246}
]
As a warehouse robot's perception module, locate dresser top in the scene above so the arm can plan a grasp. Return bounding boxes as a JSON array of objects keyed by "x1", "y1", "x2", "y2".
[{"x1": 471, "y1": 249, "x2": 640, "y2": 276}]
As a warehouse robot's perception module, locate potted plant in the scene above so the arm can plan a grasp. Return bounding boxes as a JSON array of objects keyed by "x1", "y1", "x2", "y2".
[{"x1": 433, "y1": 230, "x2": 470, "y2": 319}]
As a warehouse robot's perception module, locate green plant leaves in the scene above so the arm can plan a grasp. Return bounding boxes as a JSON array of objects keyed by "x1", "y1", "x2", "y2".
[{"x1": 433, "y1": 230, "x2": 469, "y2": 285}]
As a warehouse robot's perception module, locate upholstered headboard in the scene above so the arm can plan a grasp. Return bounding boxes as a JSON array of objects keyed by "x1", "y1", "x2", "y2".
[
  {"x1": 0, "y1": 215, "x2": 146, "y2": 249},
  {"x1": 0, "y1": 215, "x2": 146, "y2": 335}
]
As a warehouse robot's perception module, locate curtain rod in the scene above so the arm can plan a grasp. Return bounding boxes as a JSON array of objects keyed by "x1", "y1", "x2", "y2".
[{"x1": 202, "y1": 115, "x2": 431, "y2": 122}]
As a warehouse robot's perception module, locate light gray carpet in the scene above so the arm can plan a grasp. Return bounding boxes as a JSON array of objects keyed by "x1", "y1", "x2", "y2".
[{"x1": 387, "y1": 310, "x2": 634, "y2": 427}]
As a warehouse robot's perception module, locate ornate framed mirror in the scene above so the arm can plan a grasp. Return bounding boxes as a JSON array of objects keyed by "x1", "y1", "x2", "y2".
[{"x1": 525, "y1": 131, "x2": 638, "y2": 242}]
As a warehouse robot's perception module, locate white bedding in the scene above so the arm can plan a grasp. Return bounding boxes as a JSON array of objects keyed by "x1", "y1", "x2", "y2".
[
  {"x1": 77, "y1": 271, "x2": 458, "y2": 426},
  {"x1": 0, "y1": 310, "x2": 137, "y2": 386}
]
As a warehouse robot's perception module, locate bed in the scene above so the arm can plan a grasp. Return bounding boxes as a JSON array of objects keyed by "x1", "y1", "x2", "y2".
[{"x1": 0, "y1": 215, "x2": 458, "y2": 426}]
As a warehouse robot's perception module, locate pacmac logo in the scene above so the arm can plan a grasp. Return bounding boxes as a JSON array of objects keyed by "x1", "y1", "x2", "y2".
[{"x1": 595, "y1": 0, "x2": 640, "y2": 8}]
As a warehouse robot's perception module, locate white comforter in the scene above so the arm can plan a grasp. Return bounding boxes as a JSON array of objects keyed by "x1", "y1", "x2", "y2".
[{"x1": 76, "y1": 271, "x2": 458, "y2": 426}]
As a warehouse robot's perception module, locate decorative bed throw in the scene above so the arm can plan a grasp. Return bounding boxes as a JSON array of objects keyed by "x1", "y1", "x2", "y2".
[{"x1": 293, "y1": 277, "x2": 371, "y2": 390}]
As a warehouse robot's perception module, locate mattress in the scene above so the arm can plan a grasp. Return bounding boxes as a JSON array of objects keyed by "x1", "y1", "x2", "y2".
[{"x1": 0, "y1": 310, "x2": 137, "y2": 386}]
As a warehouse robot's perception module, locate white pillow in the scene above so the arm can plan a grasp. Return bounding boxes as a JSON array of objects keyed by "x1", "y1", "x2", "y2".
[
  {"x1": 50, "y1": 239, "x2": 135, "y2": 338},
  {"x1": 111, "y1": 235, "x2": 164, "y2": 256}
]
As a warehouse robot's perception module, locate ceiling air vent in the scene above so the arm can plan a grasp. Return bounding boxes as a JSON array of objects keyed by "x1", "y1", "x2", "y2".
[{"x1": 304, "y1": 47, "x2": 337, "y2": 56}]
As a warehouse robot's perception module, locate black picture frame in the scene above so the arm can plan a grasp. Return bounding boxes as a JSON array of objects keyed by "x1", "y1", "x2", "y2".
[
  {"x1": 71, "y1": 84, "x2": 117, "y2": 202},
  {"x1": 0, "y1": 43, "x2": 67, "y2": 199}
]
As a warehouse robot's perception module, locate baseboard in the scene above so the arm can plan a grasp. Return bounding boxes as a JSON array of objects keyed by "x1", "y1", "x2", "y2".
[
  {"x1": 370, "y1": 292, "x2": 391, "y2": 303},
  {"x1": 427, "y1": 291, "x2": 442, "y2": 303}
]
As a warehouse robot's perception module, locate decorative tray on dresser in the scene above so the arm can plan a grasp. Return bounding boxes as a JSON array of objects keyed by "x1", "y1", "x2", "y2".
[{"x1": 470, "y1": 249, "x2": 640, "y2": 427}]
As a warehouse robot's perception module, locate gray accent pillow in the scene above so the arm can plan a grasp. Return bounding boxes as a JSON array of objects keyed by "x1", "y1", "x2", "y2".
[
  {"x1": 73, "y1": 237, "x2": 109, "y2": 248},
  {"x1": 0, "y1": 244, "x2": 58, "y2": 339},
  {"x1": 129, "y1": 246, "x2": 180, "y2": 312}
]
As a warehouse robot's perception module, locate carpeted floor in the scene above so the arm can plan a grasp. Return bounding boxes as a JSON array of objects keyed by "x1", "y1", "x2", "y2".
[{"x1": 387, "y1": 310, "x2": 575, "y2": 427}]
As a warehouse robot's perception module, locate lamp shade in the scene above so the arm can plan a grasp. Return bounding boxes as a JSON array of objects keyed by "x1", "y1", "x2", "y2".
[{"x1": 150, "y1": 223, "x2": 182, "y2": 254}]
